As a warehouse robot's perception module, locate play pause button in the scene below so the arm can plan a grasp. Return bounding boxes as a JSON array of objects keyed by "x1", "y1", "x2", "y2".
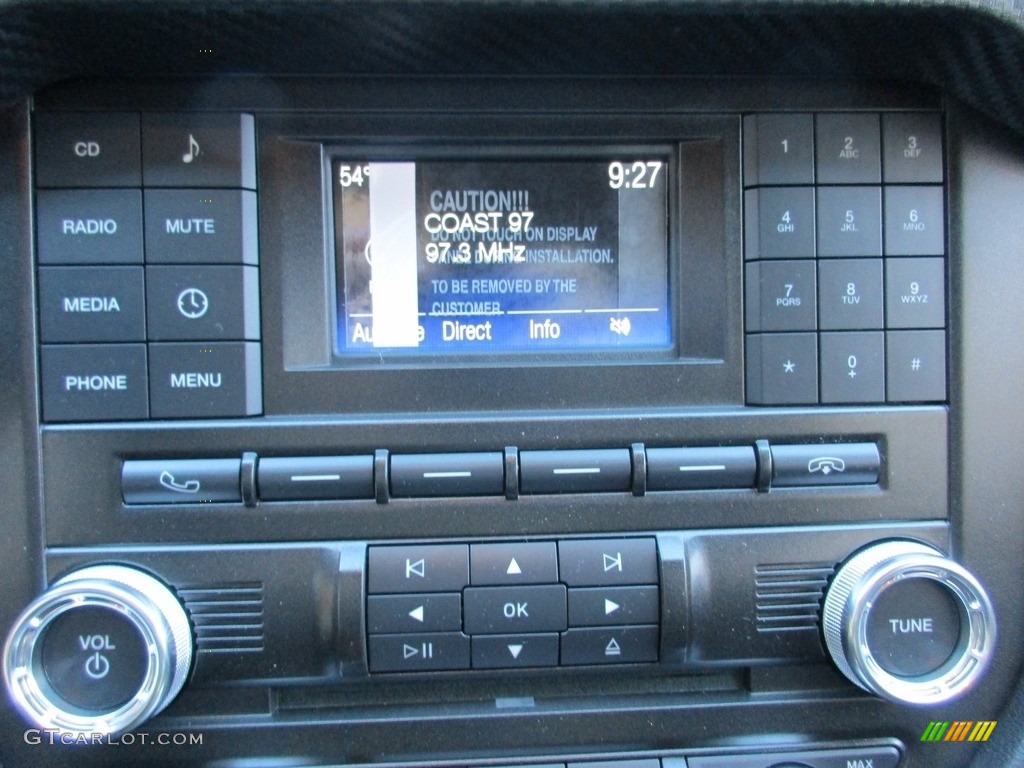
[
  {"x1": 368, "y1": 632, "x2": 470, "y2": 672},
  {"x1": 471, "y1": 634, "x2": 559, "y2": 669}
]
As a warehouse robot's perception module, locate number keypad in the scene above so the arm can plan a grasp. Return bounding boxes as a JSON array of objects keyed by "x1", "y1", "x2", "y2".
[{"x1": 744, "y1": 111, "x2": 946, "y2": 405}]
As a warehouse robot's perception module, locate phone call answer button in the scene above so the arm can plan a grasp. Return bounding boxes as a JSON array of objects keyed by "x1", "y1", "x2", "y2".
[{"x1": 121, "y1": 458, "x2": 242, "y2": 505}]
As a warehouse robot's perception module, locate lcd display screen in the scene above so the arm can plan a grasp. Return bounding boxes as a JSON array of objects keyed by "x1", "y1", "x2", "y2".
[{"x1": 333, "y1": 157, "x2": 671, "y2": 355}]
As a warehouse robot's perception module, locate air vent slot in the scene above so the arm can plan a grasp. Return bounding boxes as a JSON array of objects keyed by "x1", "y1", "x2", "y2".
[
  {"x1": 754, "y1": 563, "x2": 833, "y2": 633},
  {"x1": 178, "y1": 582, "x2": 265, "y2": 653}
]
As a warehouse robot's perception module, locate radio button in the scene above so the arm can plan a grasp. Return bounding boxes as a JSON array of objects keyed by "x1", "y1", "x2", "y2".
[
  {"x1": 815, "y1": 113, "x2": 881, "y2": 184},
  {"x1": 816, "y1": 186, "x2": 882, "y2": 257},
  {"x1": 744, "y1": 260, "x2": 817, "y2": 332},
  {"x1": 883, "y1": 112, "x2": 943, "y2": 183},
  {"x1": 367, "y1": 593, "x2": 462, "y2": 635},
  {"x1": 817, "y1": 258, "x2": 884, "y2": 330},
  {"x1": 148, "y1": 341, "x2": 262, "y2": 418},
  {"x1": 122, "y1": 458, "x2": 242, "y2": 504},
  {"x1": 367, "y1": 632, "x2": 470, "y2": 673},
  {"x1": 519, "y1": 449, "x2": 631, "y2": 495},
  {"x1": 743, "y1": 113, "x2": 814, "y2": 186},
  {"x1": 463, "y1": 585, "x2": 567, "y2": 635},
  {"x1": 558, "y1": 539, "x2": 657, "y2": 587},
  {"x1": 470, "y1": 542, "x2": 558, "y2": 586},
  {"x1": 142, "y1": 113, "x2": 256, "y2": 190},
  {"x1": 560, "y1": 625, "x2": 659, "y2": 666},
  {"x1": 39, "y1": 266, "x2": 146, "y2": 343},
  {"x1": 391, "y1": 452, "x2": 504, "y2": 497},
  {"x1": 258, "y1": 455, "x2": 373, "y2": 501},
  {"x1": 819, "y1": 331, "x2": 885, "y2": 404},
  {"x1": 144, "y1": 189, "x2": 258, "y2": 265},
  {"x1": 368, "y1": 544, "x2": 469, "y2": 594},
  {"x1": 41, "y1": 344, "x2": 149, "y2": 422},
  {"x1": 884, "y1": 185, "x2": 945, "y2": 256},
  {"x1": 886, "y1": 330, "x2": 947, "y2": 402},
  {"x1": 146, "y1": 265, "x2": 260, "y2": 342},
  {"x1": 37, "y1": 189, "x2": 143, "y2": 265},
  {"x1": 646, "y1": 446, "x2": 756, "y2": 491},
  {"x1": 745, "y1": 332, "x2": 818, "y2": 405},
  {"x1": 567, "y1": 586, "x2": 659, "y2": 628},
  {"x1": 744, "y1": 187, "x2": 816, "y2": 260},
  {"x1": 770, "y1": 443, "x2": 880, "y2": 487},
  {"x1": 885, "y1": 257, "x2": 945, "y2": 329},
  {"x1": 471, "y1": 633, "x2": 559, "y2": 669},
  {"x1": 35, "y1": 112, "x2": 142, "y2": 188}
]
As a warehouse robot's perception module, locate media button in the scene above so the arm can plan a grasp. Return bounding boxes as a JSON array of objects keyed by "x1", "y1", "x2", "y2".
[
  {"x1": 367, "y1": 544, "x2": 470, "y2": 594},
  {"x1": 35, "y1": 112, "x2": 142, "y2": 188},
  {"x1": 39, "y1": 266, "x2": 146, "y2": 343},
  {"x1": 367, "y1": 632, "x2": 470, "y2": 673}
]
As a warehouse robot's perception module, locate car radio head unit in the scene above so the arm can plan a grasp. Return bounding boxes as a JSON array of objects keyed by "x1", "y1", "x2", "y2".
[{"x1": 331, "y1": 153, "x2": 672, "y2": 358}]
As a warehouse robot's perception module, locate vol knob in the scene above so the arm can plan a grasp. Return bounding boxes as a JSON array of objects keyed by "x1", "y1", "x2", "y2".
[
  {"x1": 822, "y1": 540, "x2": 996, "y2": 705},
  {"x1": 3, "y1": 565, "x2": 193, "y2": 735}
]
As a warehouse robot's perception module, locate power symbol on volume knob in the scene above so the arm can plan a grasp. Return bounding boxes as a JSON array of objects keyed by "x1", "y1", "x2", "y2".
[{"x1": 822, "y1": 540, "x2": 996, "y2": 705}]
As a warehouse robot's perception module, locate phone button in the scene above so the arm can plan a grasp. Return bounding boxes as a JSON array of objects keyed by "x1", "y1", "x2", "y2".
[
  {"x1": 121, "y1": 458, "x2": 242, "y2": 505},
  {"x1": 769, "y1": 442, "x2": 880, "y2": 487}
]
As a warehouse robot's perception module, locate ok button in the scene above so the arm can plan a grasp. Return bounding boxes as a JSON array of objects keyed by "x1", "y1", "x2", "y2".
[
  {"x1": 463, "y1": 585, "x2": 567, "y2": 635},
  {"x1": 39, "y1": 606, "x2": 149, "y2": 712}
]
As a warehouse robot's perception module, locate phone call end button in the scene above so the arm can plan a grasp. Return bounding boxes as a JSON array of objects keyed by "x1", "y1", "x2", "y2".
[
  {"x1": 122, "y1": 458, "x2": 242, "y2": 505},
  {"x1": 770, "y1": 442, "x2": 880, "y2": 487}
]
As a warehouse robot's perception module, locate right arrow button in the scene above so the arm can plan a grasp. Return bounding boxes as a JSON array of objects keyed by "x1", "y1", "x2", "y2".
[{"x1": 567, "y1": 586, "x2": 660, "y2": 628}]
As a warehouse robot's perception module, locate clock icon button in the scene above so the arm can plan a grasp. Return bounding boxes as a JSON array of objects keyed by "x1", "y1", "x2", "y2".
[{"x1": 176, "y1": 287, "x2": 209, "y2": 319}]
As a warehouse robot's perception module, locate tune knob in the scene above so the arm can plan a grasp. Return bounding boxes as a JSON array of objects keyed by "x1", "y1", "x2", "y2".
[
  {"x1": 3, "y1": 565, "x2": 193, "y2": 735},
  {"x1": 822, "y1": 540, "x2": 996, "y2": 705}
]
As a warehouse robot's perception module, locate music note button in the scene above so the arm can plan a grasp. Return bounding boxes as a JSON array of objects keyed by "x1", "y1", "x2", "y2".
[
  {"x1": 142, "y1": 114, "x2": 255, "y2": 189},
  {"x1": 181, "y1": 134, "x2": 201, "y2": 164}
]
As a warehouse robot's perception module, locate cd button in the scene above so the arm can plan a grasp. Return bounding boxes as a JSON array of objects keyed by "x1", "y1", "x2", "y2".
[
  {"x1": 144, "y1": 189, "x2": 258, "y2": 265},
  {"x1": 470, "y1": 542, "x2": 558, "y2": 586},
  {"x1": 519, "y1": 449, "x2": 631, "y2": 494},
  {"x1": 390, "y1": 452, "x2": 504, "y2": 497},
  {"x1": 142, "y1": 113, "x2": 255, "y2": 189},
  {"x1": 567, "y1": 586, "x2": 659, "y2": 628},
  {"x1": 471, "y1": 633, "x2": 559, "y2": 669},
  {"x1": 34, "y1": 112, "x2": 142, "y2": 188},
  {"x1": 367, "y1": 593, "x2": 462, "y2": 635},
  {"x1": 646, "y1": 446, "x2": 756, "y2": 491},
  {"x1": 367, "y1": 632, "x2": 470, "y2": 673},
  {"x1": 463, "y1": 585, "x2": 567, "y2": 634},
  {"x1": 560, "y1": 625, "x2": 659, "y2": 666},
  {"x1": 367, "y1": 544, "x2": 470, "y2": 594},
  {"x1": 37, "y1": 189, "x2": 144, "y2": 265},
  {"x1": 557, "y1": 538, "x2": 658, "y2": 587}
]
